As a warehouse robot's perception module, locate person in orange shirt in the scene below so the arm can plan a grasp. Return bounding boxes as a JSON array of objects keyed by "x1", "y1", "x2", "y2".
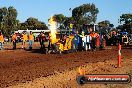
[
  {"x1": 21, "y1": 31, "x2": 28, "y2": 49},
  {"x1": 0, "y1": 31, "x2": 4, "y2": 50},
  {"x1": 28, "y1": 31, "x2": 34, "y2": 50},
  {"x1": 90, "y1": 31, "x2": 97, "y2": 51},
  {"x1": 95, "y1": 33, "x2": 100, "y2": 48},
  {"x1": 12, "y1": 32, "x2": 17, "y2": 50}
]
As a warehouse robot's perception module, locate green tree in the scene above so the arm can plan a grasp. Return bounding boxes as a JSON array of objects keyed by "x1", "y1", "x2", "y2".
[
  {"x1": 116, "y1": 25, "x2": 123, "y2": 31},
  {"x1": 53, "y1": 14, "x2": 65, "y2": 24},
  {"x1": 8, "y1": 6, "x2": 18, "y2": 34},
  {"x1": 98, "y1": 20, "x2": 114, "y2": 34},
  {"x1": 19, "y1": 22, "x2": 28, "y2": 30},
  {"x1": 21, "y1": 17, "x2": 48, "y2": 30},
  {"x1": 63, "y1": 17, "x2": 74, "y2": 29},
  {"x1": 0, "y1": 6, "x2": 18, "y2": 35},
  {"x1": 120, "y1": 14, "x2": 132, "y2": 24},
  {"x1": 49, "y1": 14, "x2": 74, "y2": 29},
  {"x1": 53, "y1": 14, "x2": 66, "y2": 29},
  {"x1": 0, "y1": 7, "x2": 8, "y2": 34},
  {"x1": 72, "y1": 3, "x2": 99, "y2": 32},
  {"x1": 98, "y1": 20, "x2": 111, "y2": 27},
  {"x1": 119, "y1": 13, "x2": 132, "y2": 32}
]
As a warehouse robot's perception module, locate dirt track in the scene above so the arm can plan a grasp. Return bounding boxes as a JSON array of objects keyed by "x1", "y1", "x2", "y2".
[{"x1": 0, "y1": 43, "x2": 132, "y2": 88}]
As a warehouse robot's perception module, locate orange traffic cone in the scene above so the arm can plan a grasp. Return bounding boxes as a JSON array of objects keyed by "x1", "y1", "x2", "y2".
[{"x1": 118, "y1": 43, "x2": 121, "y2": 67}]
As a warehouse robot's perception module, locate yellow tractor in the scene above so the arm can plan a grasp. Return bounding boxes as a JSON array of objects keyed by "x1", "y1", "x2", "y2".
[
  {"x1": 59, "y1": 34, "x2": 74, "y2": 53},
  {"x1": 49, "y1": 33, "x2": 75, "y2": 54}
]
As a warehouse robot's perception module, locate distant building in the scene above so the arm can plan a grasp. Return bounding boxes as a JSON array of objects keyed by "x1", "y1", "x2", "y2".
[{"x1": 14, "y1": 29, "x2": 51, "y2": 36}]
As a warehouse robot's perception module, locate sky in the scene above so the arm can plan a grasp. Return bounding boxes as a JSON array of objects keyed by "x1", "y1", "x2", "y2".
[{"x1": 0, "y1": 0, "x2": 131, "y2": 27}]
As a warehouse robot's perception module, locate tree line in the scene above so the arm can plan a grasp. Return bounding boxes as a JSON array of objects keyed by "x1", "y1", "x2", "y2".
[
  {"x1": 52, "y1": 4, "x2": 132, "y2": 33},
  {"x1": 0, "y1": 6, "x2": 48, "y2": 36},
  {"x1": 0, "y1": 4, "x2": 132, "y2": 36}
]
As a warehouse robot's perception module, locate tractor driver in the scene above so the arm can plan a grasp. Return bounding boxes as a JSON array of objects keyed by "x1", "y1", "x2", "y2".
[{"x1": 60, "y1": 35, "x2": 67, "y2": 46}]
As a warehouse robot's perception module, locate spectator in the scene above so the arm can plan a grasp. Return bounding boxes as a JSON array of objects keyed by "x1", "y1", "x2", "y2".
[
  {"x1": 90, "y1": 31, "x2": 97, "y2": 51},
  {"x1": 74, "y1": 31, "x2": 83, "y2": 51},
  {"x1": 21, "y1": 31, "x2": 28, "y2": 49},
  {"x1": 28, "y1": 31, "x2": 34, "y2": 50},
  {"x1": 0, "y1": 31, "x2": 4, "y2": 50},
  {"x1": 39, "y1": 32, "x2": 46, "y2": 53},
  {"x1": 12, "y1": 32, "x2": 17, "y2": 50}
]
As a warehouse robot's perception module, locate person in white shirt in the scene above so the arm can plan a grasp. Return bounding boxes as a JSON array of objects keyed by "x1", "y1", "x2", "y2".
[{"x1": 82, "y1": 34, "x2": 92, "y2": 51}]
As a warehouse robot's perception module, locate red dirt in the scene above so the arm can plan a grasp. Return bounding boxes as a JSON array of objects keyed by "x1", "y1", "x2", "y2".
[{"x1": 0, "y1": 43, "x2": 132, "y2": 88}]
